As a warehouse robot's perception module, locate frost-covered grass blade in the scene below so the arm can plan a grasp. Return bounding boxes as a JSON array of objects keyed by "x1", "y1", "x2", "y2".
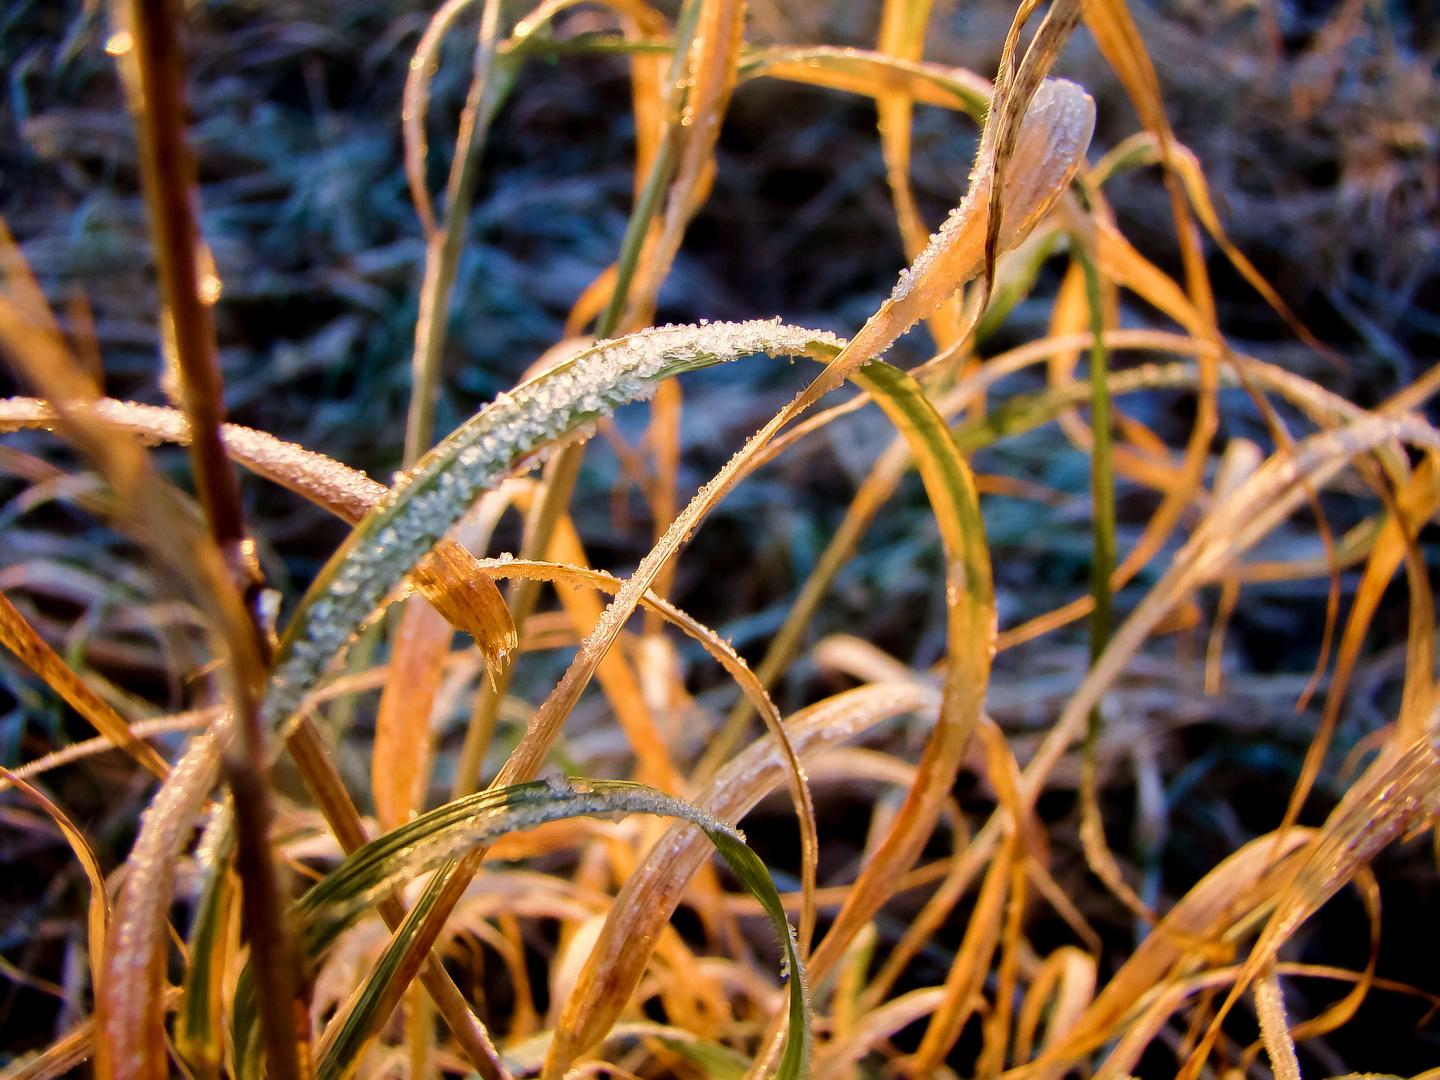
[
  {"x1": 230, "y1": 778, "x2": 809, "y2": 1080},
  {"x1": 265, "y1": 320, "x2": 842, "y2": 732}
]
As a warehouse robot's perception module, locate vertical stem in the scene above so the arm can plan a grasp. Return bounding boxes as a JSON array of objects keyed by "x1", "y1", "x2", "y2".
[
  {"x1": 225, "y1": 755, "x2": 305, "y2": 1080},
  {"x1": 124, "y1": 5, "x2": 300, "y2": 1078},
  {"x1": 1081, "y1": 251, "x2": 1115, "y2": 670},
  {"x1": 453, "y1": 444, "x2": 584, "y2": 797},
  {"x1": 452, "y1": 1, "x2": 702, "y2": 795},
  {"x1": 1079, "y1": 245, "x2": 1113, "y2": 752},
  {"x1": 126, "y1": 0, "x2": 253, "y2": 596},
  {"x1": 594, "y1": 0, "x2": 704, "y2": 339},
  {"x1": 405, "y1": 0, "x2": 504, "y2": 468},
  {"x1": 595, "y1": 136, "x2": 676, "y2": 338}
]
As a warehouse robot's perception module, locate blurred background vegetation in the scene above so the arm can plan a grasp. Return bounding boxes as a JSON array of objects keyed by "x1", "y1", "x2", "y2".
[{"x1": 1, "y1": 0, "x2": 1438, "y2": 1073}]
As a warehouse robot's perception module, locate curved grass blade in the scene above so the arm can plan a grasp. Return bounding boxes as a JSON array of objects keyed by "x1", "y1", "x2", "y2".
[
  {"x1": 803, "y1": 359, "x2": 994, "y2": 981},
  {"x1": 545, "y1": 683, "x2": 938, "y2": 1078},
  {"x1": 0, "y1": 590, "x2": 169, "y2": 781},
  {"x1": 541, "y1": 359, "x2": 989, "y2": 1074},
  {"x1": 504, "y1": 38, "x2": 993, "y2": 120},
  {"x1": 741, "y1": 46, "x2": 990, "y2": 119},
  {"x1": 488, "y1": 90, "x2": 1092, "y2": 962},
  {"x1": 1016, "y1": 828, "x2": 1313, "y2": 1076},
  {"x1": 1179, "y1": 734, "x2": 1440, "y2": 1080},
  {"x1": 503, "y1": 1020, "x2": 753, "y2": 1078},
  {"x1": 1089, "y1": 132, "x2": 1331, "y2": 358},
  {"x1": 263, "y1": 320, "x2": 841, "y2": 734},
  {"x1": 0, "y1": 768, "x2": 110, "y2": 993},
  {"x1": 405, "y1": 0, "x2": 503, "y2": 238},
  {"x1": 868, "y1": 78, "x2": 1094, "y2": 362},
  {"x1": 231, "y1": 779, "x2": 808, "y2": 1080}
]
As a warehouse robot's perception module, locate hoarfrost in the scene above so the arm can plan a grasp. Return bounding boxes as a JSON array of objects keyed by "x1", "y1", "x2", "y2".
[
  {"x1": 304, "y1": 779, "x2": 744, "y2": 941},
  {"x1": 889, "y1": 78, "x2": 1095, "y2": 306},
  {"x1": 265, "y1": 320, "x2": 842, "y2": 729}
]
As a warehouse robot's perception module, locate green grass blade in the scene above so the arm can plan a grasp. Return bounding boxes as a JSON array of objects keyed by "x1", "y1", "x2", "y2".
[
  {"x1": 709, "y1": 828, "x2": 812, "y2": 1080},
  {"x1": 264, "y1": 321, "x2": 841, "y2": 733},
  {"x1": 804, "y1": 359, "x2": 992, "y2": 974},
  {"x1": 312, "y1": 866, "x2": 453, "y2": 1080},
  {"x1": 176, "y1": 802, "x2": 236, "y2": 1079},
  {"x1": 405, "y1": 0, "x2": 506, "y2": 466},
  {"x1": 1080, "y1": 251, "x2": 1116, "y2": 663},
  {"x1": 231, "y1": 778, "x2": 809, "y2": 1080}
]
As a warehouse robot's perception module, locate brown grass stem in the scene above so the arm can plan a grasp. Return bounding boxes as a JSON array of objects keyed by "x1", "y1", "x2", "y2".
[{"x1": 122, "y1": 0, "x2": 254, "y2": 602}]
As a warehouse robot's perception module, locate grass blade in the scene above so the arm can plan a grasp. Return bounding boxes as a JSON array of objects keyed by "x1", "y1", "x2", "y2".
[
  {"x1": 117, "y1": 0, "x2": 253, "y2": 596},
  {"x1": 404, "y1": 0, "x2": 506, "y2": 466},
  {"x1": 0, "y1": 768, "x2": 110, "y2": 993},
  {"x1": 229, "y1": 779, "x2": 807, "y2": 1080},
  {"x1": 740, "y1": 45, "x2": 989, "y2": 118},
  {"x1": 372, "y1": 598, "x2": 454, "y2": 830},
  {"x1": 545, "y1": 684, "x2": 937, "y2": 1077},
  {"x1": 0, "y1": 591, "x2": 169, "y2": 780},
  {"x1": 176, "y1": 803, "x2": 235, "y2": 1080},
  {"x1": 804, "y1": 359, "x2": 994, "y2": 982},
  {"x1": 97, "y1": 731, "x2": 224, "y2": 1080},
  {"x1": 264, "y1": 320, "x2": 841, "y2": 733}
]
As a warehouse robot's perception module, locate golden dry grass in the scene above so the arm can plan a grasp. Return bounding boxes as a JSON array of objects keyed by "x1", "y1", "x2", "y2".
[{"x1": 0, "y1": 0, "x2": 1438, "y2": 1079}]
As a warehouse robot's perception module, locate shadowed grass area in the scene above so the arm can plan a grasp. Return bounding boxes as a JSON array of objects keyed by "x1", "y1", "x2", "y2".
[{"x1": 0, "y1": 0, "x2": 1438, "y2": 1078}]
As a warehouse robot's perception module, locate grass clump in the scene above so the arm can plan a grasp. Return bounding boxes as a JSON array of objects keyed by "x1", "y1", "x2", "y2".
[{"x1": 0, "y1": 0, "x2": 1438, "y2": 1079}]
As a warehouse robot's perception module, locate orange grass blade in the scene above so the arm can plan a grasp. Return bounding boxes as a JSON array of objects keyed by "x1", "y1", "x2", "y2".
[
  {"x1": 1277, "y1": 455, "x2": 1440, "y2": 844},
  {"x1": 850, "y1": 79, "x2": 1094, "y2": 365},
  {"x1": 1179, "y1": 733, "x2": 1440, "y2": 1080},
  {"x1": 875, "y1": 0, "x2": 967, "y2": 348},
  {"x1": 479, "y1": 533, "x2": 819, "y2": 946},
  {"x1": 1013, "y1": 947, "x2": 1096, "y2": 1069},
  {"x1": 373, "y1": 596, "x2": 454, "y2": 831},
  {"x1": 0, "y1": 768, "x2": 110, "y2": 993},
  {"x1": 742, "y1": 47, "x2": 989, "y2": 118},
  {"x1": 907, "y1": 834, "x2": 1015, "y2": 1073},
  {"x1": 544, "y1": 683, "x2": 938, "y2": 1076},
  {"x1": 96, "y1": 731, "x2": 224, "y2": 1080},
  {"x1": 412, "y1": 542, "x2": 518, "y2": 682},
  {"x1": 981, "y1": 0, "x2": 1088, "y2": 300},
  {"x1": 642, "y1": 377, "x2": 683, "y2": 628},
  {"x1": 1012, "y1": 828, "x2": 1313, "y2": 1075},
  {"x1": 0, "y1": 591, "x2": 170, "y2": 780},
  {"x1": 814, "y1": 989, "x2": 945, "y2": 1080},
  {"x1": 545, "y1": 517, "x2": 685, "y2": 792},
  {"x1": 1286, "y1": 866, "x2": 1380, "y2": 1041},
  {"x1": 803, "y1": 359, "x2": 994, "y2": 985},
  {"x1": 1, "y1": 223, "x2": 301, "y2": 1080}
]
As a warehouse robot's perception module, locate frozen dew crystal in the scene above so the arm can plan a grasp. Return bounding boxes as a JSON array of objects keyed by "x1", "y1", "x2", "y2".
[{"x1": 263, "y1": 320, "x2": 843, "y2": 729}]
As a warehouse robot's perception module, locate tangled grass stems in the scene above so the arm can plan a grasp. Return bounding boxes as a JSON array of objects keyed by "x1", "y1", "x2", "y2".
[{"x1": 1, "y1": 1, "x2": 1439, "y2": 1079}]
